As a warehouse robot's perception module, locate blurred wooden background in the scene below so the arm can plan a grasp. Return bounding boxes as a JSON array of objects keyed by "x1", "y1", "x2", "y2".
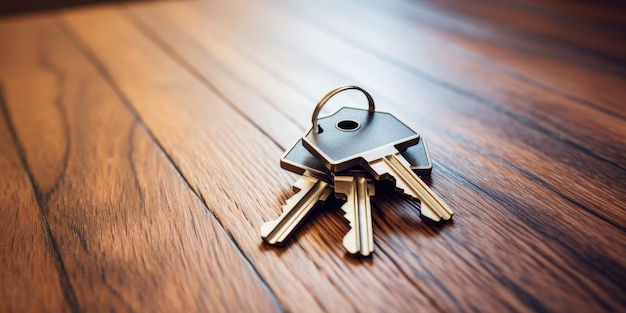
[
  {"x1": 0, "y1": 0, "x2": 154, "y2": 16},
  {"x1": 1, "y1": 0, "x2": 625, "y2": 312}
]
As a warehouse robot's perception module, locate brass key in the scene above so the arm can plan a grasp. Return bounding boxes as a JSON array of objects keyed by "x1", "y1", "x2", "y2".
[
  {"x1": 334, "y1": 174, "x2": 375, "y2": 256},
  {"x1": 262, "y1": 132, "x2": 439, "y2": 252},
  {"x1": 260, "y1": 173, "x2": 332, "y2": 245},
  {"x1": 302, "y1": 85, "x2": 453, "y2": 222}
]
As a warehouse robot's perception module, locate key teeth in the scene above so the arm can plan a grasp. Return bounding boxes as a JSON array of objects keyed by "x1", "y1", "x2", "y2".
[
  {"x1": 260, "y1": 192, "x2": 309, "y2": 242},
  {"x1": 335, "y1": 176, "x2": 375, "y2": 257},
  {"x1": 374, "y1": 171, "x2": 414, "y2": 200},
  {"x1": 395, "y1": 179, "x2": 453, "y2": 222},
  {"x1": 282, "y1": 193, "x2": 304, "y2": 210},
  {"x1": 339, "y1": 203, "x2": 354, "y2": 224},
  {"x1": 390, "y1": 178, "x2": 445, "y2": 222},
  {"x1": 261, "y1": 208, "x2": 295, "y2": 245},
  {"x1": 261, "y1": 176, "x2": 332, "y2": 245},
  {"x1": 369, "y1": 156, "x2": 453, "y2": 223}
]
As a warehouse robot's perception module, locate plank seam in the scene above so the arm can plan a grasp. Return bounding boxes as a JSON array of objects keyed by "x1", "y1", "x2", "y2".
[
  {"x1": 113, "y1": 11, "x2": 447, "y2": 311},
  {"x1": 495, "y1": 0, "x2": 626, "y2": 32},
  {"x1": 435, "y1": 159, "x2": 626, "y2": 301},
  {"x1": 55, "y1": 16, "x2": 287, "y2": 313},
  {"x1": 121, "y1": 0, "x2": 625, "y2": 232},
  {"x1": 57, "y1": 5, "x2": 625, "y2": 309},
  {"x1": 350, "y1": 0, "x2": 626, "y2": 80},
  {"x1": 388, "y1": 5, "x2": 626, "y2": 118},
  {"x1": 273, "y1": 0, "x2": 626, "y2": 170},
  {"x1": 122, "y1": 8, "x2": 285, "y2": 153},
  {"x1": 123, "y1": 5, "x2": 624, "y2": 306},
  {"x1": 166, "y1": 2, "x2": 626, "y2": 231},
  {"x1": 394, "y1": 0, "x2": 626, "y2": 70}
]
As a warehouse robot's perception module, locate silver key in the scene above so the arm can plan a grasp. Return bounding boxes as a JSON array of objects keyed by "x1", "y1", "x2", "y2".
[
  {"x1": 334, "y1": 174, "x2": 375, "y2": 256},
  {"x1": 302, "y1": 85, "x2": 453, "y2": 222},
  {"x1": 260, "y1": 172, "x2": 332, "y2": 245}
]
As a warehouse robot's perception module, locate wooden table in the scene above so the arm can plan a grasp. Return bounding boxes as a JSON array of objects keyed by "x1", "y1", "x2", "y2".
[{"x1": 1, "y1": 0, "x2": 624, "y2": 312}]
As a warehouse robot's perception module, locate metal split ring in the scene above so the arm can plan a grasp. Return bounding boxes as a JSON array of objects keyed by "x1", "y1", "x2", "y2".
[{"x1": 310, "y1": 85, "x2": 375, "y2": 133}]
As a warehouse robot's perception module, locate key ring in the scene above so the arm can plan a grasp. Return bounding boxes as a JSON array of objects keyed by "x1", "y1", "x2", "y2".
[{"x1": 310, "y1": 85, "x2": 375, "y2": 133}]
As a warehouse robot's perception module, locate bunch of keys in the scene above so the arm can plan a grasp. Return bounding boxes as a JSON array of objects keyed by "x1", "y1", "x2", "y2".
[{"x1": 261, "y1": 85, "x2": 453, "y2": 256}]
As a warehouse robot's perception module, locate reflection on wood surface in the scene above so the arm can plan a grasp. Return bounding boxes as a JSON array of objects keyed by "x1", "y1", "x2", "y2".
[{"x1": 0, "y1": 0, "x2": 624, "y2": 312}]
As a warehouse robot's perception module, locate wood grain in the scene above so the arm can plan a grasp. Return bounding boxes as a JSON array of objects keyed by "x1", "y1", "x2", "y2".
[
  {"x1": 0, "y1": 78, "x2": 70, "y2": 313},
  {"x1": 514, "y1": 0, "x2": 626, "y2": 27},
  {"x1": 60, "y1": 8, "x2": 447, "y2": 312},
  {"x1": 0, "y1": 0, "x2": 624, "y2": 312},
  {"x1": 128, "y1": 0, "x2": 626, "y2": 228},
  {"x1": 410, "y1": 0, "x2": 626, "y2": 62},
  {"x1": 248, "y1": 0, "x2": 626, "y2": 227},
  {"x1": 0, "y1": 14, "x2": 279, "y2": 313},
  {"x1": 280, "y1": 0, "x2": 626, "y2": 163},
  {"x1": 127, "y1": 1, "x2": 626, "y2": 310},
  {"x1": 355, "y1": 0, "x2": 626, "y2": 117},
  {"x1": 57, "y1": 1, "x2": 625, "y2": 312}
]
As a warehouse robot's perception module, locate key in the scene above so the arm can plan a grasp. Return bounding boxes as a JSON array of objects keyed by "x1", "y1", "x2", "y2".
[
  {"x1": 367, "y1": 154, "x2": 451, "y2": 222},
  {"x1": 302, "y1": 85, "x2": 453, "y2": 222},
  {"x1": 261, "y1": 138, "x2": 336, "y2": 246},
  {"x1": 334, "y1": 174, "x2": 375, "y2": 256},
  {"x1": 281, "y1": 137, "x2": 432, "y2": 179},
  {"x1": 260, "y1": 173, "x2": 332, "y2": 245},
  {"x1": 274, "y1": 138, "x2": 430, "y2": 254}
]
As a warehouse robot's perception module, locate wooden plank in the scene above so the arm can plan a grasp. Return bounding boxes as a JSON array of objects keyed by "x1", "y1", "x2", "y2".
[
  {"x1": 408, "y1": 0, "x2": 626, "y2": 63},
  {"x1": 59, "y1": 7, "x2": 447, "y2": 313},
  {"x1": 130, "y1": 1, "x2": 626, "y2": 309},
  {"x1": 61, "y1": 3, "x2": 625, "y2": 312},
  {"x1": 254, "y1": 0, "x2": 626, "y2": 217},
  {"x1": 0, "y1": 14, "x2": 280, "y2": 313},
  {"x1": 127, "y1": 0, "x2": 626, "y2": 310},
  {"x1": 315, "y1": 0, "x2": 626, "y2": 118},
  {"x1": 0, "y1": 75, "x2": 70, "y2": 312},
  {"x1": 512, "y1": 0, "x2": 626, "y2": 27},
  {"x1": 277, "y1": 0, "x2": 626, "y2": 164},
  {"x1": 135, "y1": 0, "x2": 626, "y2": 231}
]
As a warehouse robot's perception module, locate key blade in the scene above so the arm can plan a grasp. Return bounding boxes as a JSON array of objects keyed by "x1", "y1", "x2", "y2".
[
  {"x1": 368, "y1": 152, "x2": 453, "y2": 222},
  {"x1": 334, "y1": 176, "x2": 375, "y2": 256},
  {"x1": 261, "y1": 175, "x2": 332, "y2": 245}
]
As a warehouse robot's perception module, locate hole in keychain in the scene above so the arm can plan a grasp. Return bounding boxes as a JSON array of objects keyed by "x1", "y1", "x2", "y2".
[{"x1": 336, "y1": 119, "x2": 361, "y2": 131}]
